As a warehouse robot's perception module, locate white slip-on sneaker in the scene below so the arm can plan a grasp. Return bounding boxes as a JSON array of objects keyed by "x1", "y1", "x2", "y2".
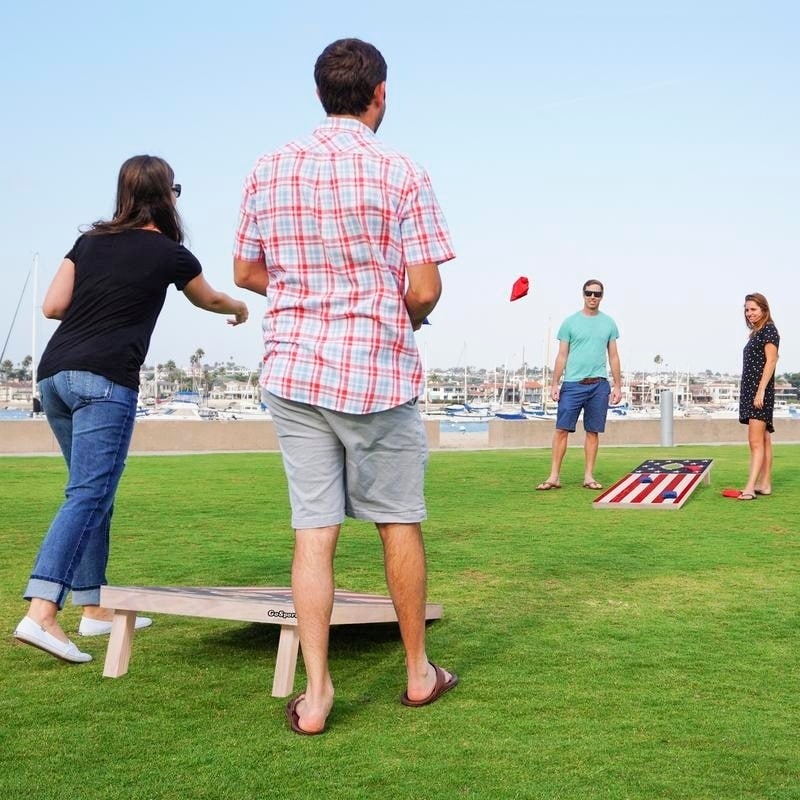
[
  {"x1": 78, "y1": 615, "x2": 153, "y2": 636},
  {"x1": 13, "y1": 616, "x2": 93, "y2": 663}
]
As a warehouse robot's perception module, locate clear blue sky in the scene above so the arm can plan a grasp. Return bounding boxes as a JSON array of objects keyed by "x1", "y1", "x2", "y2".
[{"x1": 2, "y1": 0, "x2": 797, "y2": 377}]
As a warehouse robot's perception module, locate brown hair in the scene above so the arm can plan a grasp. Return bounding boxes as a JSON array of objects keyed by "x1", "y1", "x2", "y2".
[
  {"x1": 583, "y1": 279, "x2": 604, "y2": 293},
  {"x1": 314, "y1": 38, "x2": 387, "y2": 115},
  {"x1": 87, "y1": 155, "x2": 184, "y2": 243},
  {"x1": 744, "y1": 292, "x2": 775, "y2": 334}
]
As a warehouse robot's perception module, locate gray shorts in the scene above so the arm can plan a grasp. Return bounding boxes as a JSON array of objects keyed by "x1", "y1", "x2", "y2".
[{"x1": 266, "y1": 392, "x2": 428, "y2": 529}]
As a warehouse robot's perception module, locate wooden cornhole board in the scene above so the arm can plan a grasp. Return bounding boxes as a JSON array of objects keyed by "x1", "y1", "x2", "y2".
[
  {"x1": 593, "y1": 458, "x2": 713, "y2": 510},
  {"x1": 99, "y1": 586, "x2": 443, "y2": 697}
]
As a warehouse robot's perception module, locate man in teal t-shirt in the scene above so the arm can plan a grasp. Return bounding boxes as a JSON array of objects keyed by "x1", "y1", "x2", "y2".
[{"x1": 537, "y1": 279, "x2": 622, "y2": 491}]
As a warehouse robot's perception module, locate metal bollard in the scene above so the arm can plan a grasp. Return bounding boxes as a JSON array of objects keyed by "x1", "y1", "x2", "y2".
[{"x1": 660, "y1": 389, "x2": 674, "y2": 447}]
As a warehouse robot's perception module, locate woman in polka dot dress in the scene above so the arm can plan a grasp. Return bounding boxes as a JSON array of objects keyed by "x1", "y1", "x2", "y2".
[{"x1": 738, "y1": 293, "x2": 780, "y2": 500}]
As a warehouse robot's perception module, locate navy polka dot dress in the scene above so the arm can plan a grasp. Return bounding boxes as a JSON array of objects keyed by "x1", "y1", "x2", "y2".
[{"x1": 739, "y1": 322, "x2": 780, "y2": 432}]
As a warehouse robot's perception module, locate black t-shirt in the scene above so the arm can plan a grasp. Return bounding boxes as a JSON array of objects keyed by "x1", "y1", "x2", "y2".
[{"x1": 37, "y1": 229, "x2": 202, "y2": 390}]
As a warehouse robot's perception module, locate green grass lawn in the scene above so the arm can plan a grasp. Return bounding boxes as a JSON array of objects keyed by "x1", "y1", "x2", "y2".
[{"x1": 1, "y1": 445, "x2": 798, "y2": 800}]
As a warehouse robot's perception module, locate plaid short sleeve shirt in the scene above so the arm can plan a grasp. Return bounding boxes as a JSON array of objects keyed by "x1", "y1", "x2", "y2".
[{"x1": 234, "y1": 117, "x2": 455, "y2": 414}]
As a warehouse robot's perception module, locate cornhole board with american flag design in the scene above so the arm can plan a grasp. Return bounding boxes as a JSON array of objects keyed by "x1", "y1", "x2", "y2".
[
  {"x1": 99, "y1": 586, "x2": 443, "y2": 697},
  {"x1": 593, "y1": 459, "x2": 713, "y2": 510}
]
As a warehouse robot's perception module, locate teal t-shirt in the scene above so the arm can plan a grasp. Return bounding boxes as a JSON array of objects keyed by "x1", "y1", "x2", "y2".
[{"x1": 557, "y1": 311, "x2": 619, "y2": 382}]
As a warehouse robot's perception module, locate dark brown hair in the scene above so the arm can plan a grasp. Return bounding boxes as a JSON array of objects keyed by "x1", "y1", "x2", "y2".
[
  {"x1": 744, "y1": 292, "x2": 775, "y2": 334},
  {"x1": 88, "y1": 155, "x2": 184, "y2": 243},
  {"x1": 583, "y1": 279, "x2": 604, "y2": 293},
  {"x1": 314, "y1": 38, "x2": 387, "y2": 115}
]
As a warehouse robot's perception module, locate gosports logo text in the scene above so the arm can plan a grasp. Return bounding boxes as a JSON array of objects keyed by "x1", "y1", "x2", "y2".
[{"x1": 268, "y1": 609, "x2": 297, "y2": 619}]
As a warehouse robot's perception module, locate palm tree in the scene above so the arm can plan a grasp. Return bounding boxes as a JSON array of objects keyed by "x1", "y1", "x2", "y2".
[
  {"x1": 20, "y1": 355, "x2": 33, "y2": 380},
  {"x1": 653, "y1": 355, "x2": 664, "y2": 405},
  {"x1": 189, "y1": 349, "x2": 205, "y2": 394}
]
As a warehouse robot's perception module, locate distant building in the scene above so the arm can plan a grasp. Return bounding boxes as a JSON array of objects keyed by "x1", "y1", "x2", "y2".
[
  {"x1": 0, "y1": 380, "x2": 32, "y2": 405},
  {"x1": 208, "y1": 380, "x2": 260, "y2": 405},
  {"x1": 775, "y1": 380, "x2": 799, "y2": 405},
  {"x1": 692, "y1": 380, "x2": 739, "y2": 406}
]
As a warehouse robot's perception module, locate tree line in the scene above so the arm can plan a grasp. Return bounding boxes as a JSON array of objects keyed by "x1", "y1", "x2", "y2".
[
  {"x1": 1, "y1": 350, "x2": 258, "y2": 386},
  {"x1": 4, "y1": 355, "x2": 800, "y2": 390}
]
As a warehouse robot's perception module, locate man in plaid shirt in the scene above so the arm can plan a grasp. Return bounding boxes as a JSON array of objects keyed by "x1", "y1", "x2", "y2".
[{"x1": 233, "y1": 38, "x2": 456, "y2": 735}]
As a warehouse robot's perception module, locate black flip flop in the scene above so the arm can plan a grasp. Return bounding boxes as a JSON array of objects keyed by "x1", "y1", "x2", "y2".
[
  {"x1": 285, "y1": 694, "x2": 326, "y2": 735},
  {"x1": 400, "y1": 662, "x2": 458, "y2": 707}
]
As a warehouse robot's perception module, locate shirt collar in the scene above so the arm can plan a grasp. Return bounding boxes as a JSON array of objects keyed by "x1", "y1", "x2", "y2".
[{"x1": 316, "y1": 116, "x2": 375, "y2": 137}]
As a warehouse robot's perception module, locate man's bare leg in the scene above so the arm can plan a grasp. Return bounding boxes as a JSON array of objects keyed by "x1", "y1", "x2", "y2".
[
  {"x1": 539, "y1": 428, "x2": 569, "y2": 487},
  {"x1": 584, "y1": 431, "x2": 600, "y2": 485},
  {"x1": 290, "y1": 524, "x2": 339, "y2": 733},
  {"x1": 377, "y1": 522, "x2": 454, "y2": 702}
]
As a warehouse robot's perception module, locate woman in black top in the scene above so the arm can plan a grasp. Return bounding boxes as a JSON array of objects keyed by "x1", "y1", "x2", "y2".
[
  {"x1": 14, "y1": 155, "x2": 248, "y2": 662},
  {"x1": 738, "y1": 292, "x2": 780, "y2": 500}
]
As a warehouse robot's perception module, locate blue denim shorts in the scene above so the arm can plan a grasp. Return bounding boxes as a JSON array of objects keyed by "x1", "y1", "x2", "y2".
[
  {"x1": 556, "y1": 380, "x2": 611, "y2": 433},
  {"x1": 266, "y1": 392, "x2": 428, "y2": 529}
]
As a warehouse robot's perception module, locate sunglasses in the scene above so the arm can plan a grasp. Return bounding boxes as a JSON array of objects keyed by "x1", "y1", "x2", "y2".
[
  {"x1": 171, "y1": 184, "x2": 182, "y2": 198},
  {"x1": 584, "y1": 290, "x2": 603, "y2": 298}
]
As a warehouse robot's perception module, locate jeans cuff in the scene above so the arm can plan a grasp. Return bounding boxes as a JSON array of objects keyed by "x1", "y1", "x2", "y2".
[
  {"x1": 23, "y1": 578, "x2": 69, "y2": 609},
  {"x1": 71, "y1": 587, "x2": 102, "y2": 606}
]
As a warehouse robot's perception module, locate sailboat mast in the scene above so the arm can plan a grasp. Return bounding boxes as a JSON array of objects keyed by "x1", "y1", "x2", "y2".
[
  {"x1": 31, "y1": 253, "x2": 39, "y2": 405},
  {"x1": 543, "y1": 320, "x2": 551, "y2": 404},
  {"x1": 0, "y1": 269, "x2": 31, "y2": 365}
]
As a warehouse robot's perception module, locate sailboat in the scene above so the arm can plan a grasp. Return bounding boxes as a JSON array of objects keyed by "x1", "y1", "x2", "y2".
[{"x1": 1, "y1": 254, "x2": 41, "y2": 414}]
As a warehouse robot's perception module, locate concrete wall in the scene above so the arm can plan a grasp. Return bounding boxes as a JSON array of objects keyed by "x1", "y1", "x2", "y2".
[
  {"x1": 3, "y1": 416, "x2": 799, "y2": 456},
  {"x1": 0, "y1": 418, "x2": 441, "y2": 455},
  {"x1": 487, "y1": 417, "x2": 800, "y2": 448}
]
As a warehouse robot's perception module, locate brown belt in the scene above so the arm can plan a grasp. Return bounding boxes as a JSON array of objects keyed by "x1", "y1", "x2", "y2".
[{"x1": 578, "y1": 377, "x2": 604, "y2": 385}]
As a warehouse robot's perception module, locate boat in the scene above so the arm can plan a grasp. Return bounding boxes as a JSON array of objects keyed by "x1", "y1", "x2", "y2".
[
  {"x1": 142, "y1": 400, "x2": 205, "y2": 420},
  {"x1": 494, "y1": 409, "x2": 527, "y2": 421},
  {"x1": 216, "y1": 401, "x2": 272, "y2": 420},
  {"x1": 679, "y1": 405, "x2": 710, "y2": 418},
  {"x1": 443, "y1": 402, "x2": 494, "y2": 421}
]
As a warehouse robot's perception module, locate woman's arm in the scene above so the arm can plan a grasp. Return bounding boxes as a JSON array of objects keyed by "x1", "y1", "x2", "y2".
[
  {"x1": 182, "y1": 274, "x2": 248, "y2": 325},
  {"x1": 753, "y1": 342, "x2": 779, "y2": 409},
  {"x1": 42, "y1": 259, "x2": 75, "y2": 319}
]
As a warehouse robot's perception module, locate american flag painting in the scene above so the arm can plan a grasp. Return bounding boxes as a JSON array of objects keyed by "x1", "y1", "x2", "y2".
[{"x1": 593, "y1": 459, "x2": 713, "y2": 510}]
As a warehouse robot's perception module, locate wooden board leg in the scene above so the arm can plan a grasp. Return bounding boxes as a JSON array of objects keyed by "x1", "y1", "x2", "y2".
[
  {"x1": 271, "y1": 625, "x2": 300, "y2": 698},
  {"x1": 102, "y1": 610, "x2": 137, "y2": 678}
]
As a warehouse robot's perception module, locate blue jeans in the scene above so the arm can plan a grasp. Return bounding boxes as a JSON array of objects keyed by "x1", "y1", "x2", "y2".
[{"x1": 24, "y1": 371, "x2": 137, "y2": 608}]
